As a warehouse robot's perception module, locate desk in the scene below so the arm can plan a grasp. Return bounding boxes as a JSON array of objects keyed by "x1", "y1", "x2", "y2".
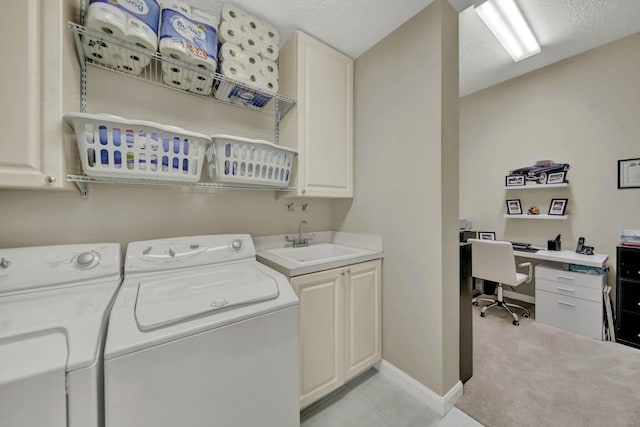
[
  {"x1": 513, "y1": 248, "x2": 608, "y2": 268},
  {"x1": 512, "y1": 248, "x2": 608, "y2": 339}
]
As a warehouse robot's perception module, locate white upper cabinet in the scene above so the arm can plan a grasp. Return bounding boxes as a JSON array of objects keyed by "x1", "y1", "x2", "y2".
[
  {"x1": 279, "y1": 31, "x2": 354, "y2": 198},
  {"x1": 0, "y1": 0, "x2": 66, "y2": 189}
]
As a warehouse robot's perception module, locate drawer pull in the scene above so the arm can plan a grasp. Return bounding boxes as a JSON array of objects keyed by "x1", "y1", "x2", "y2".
[
  {"x1": 557, "y1": 287, "x2": 575, "y2": 293},
  {"x1": 557, "y1": 275, "x2": 575, "y2": 281},
  {"x1": 557, "y1": 301, "x2": 576, "y2": 307}
]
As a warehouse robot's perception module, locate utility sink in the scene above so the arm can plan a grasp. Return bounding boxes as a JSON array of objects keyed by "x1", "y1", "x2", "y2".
[{"x1": 267, "y1": 243, "x2": 373, "y2": 265}]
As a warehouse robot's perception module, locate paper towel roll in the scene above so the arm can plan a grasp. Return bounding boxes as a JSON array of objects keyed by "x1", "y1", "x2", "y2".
[
  {"x1": 241, "y1": 34, "x2": 265, "y2": 55},
  {"x1": 86, "y1": 2, "x2": 127, "y2": 40},
  {"x1": 260, "y1": 22, "x2": 280, "y2": 47},
  {"x1": 259, "y1": 59, "x2": 278, "y2": 79},
  {"x1": 259, "y1": 43, "x2": 279, "y2": 61},
  {"x1": 239, "y1": 14, "x2": 264, "y2": 36},
  {"x1": 219, "y1": 20, "x2": 244, "y2": 45},
  {"x1": 124, "y1": 14, "x2": 158, "y2": 51},
  {"x1": 220, "y1": 3, "x2": 246, "y2": 25},
  {"x1": 192, "y1": 8, "x2": 219, "y2": 28}
]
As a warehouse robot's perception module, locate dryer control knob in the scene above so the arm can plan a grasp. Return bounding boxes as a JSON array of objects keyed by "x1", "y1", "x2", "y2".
[
  {"x1": 74, "y1": 251, "x2": 97, "y2": 269},
  {"x1": 231, "y1": 239, "x2": 243, "y2": 252}
]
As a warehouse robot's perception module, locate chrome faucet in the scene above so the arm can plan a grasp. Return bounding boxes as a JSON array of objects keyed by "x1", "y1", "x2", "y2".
[{"x1": 285, "y1": 220, "x2": 313, "y2": 248}]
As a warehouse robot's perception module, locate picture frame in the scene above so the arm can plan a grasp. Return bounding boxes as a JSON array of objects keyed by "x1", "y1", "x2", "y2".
[
  {"x1": 618, "y1": 158, "x2": 640, "y2": 189},
  {"x1": 548, "y1": 198, "x2": 568, "y2": 216},
  {"x1": 546, "y1": 171, "x2": 566, "y2": 185},
  {"x1": 506, "y1": 199, "x2": 523, "y2": 215},
  {"x1": 505, "y1": 175, "x2": 525, "y2": 187},
  {"x1": 478, "y1": 231, "x2": 496, "y2": 240}
]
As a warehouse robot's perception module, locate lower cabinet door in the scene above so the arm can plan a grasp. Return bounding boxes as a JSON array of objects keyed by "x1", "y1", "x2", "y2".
[
  {"x1": 291, "y1": 268, "x2": 344, "y2": 409},
  {"x1": 344, "y1": 260, "x2": 381, "y2": 381},
  {"x1": 536, "y1": 289, "x2": 602, "y2": 340}
]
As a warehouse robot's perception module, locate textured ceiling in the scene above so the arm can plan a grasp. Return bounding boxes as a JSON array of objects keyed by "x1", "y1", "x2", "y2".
[{"x1": 187, "y1": 0, "x2": 640, "y2": 96}]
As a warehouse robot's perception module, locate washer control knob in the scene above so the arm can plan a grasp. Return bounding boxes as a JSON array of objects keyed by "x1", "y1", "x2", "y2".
[
  {"x1": 231, "y1": 239, "x2": 243, "y2": 252},
  {"x1": 190, "y1": 244, "x2": 200, "y2": 250},
  {"x1": 0, "y1": 258, "x2": 11, "y2": 269}
]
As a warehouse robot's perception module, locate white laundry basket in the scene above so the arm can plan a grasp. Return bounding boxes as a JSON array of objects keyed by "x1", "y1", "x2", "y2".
[
  {"x1": 64, "y1": 113, "x2": 209, "y2": 182},
  {"x1": 207, "y1": 135, "x2": 297, "y2": 186}
]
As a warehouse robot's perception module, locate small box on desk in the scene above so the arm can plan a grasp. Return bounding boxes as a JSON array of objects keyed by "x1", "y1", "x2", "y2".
[
  {"x1": 547, "y1": 240, "x2": 561, "y2": 251},
  {"x1": 460, "y1": 231, "x2": 477, "y2": 242}
]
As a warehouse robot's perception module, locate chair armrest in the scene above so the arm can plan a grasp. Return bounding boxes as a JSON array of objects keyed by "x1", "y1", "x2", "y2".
[{"x1": 518, "y1": 262, "x2": 533, "y2": 283}]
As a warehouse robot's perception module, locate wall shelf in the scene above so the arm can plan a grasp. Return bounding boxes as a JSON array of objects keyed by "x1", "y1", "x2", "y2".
[
  {"x1": 504, "y1": 183, "x2": 569, "y2": 190},
  {"x1": 67, "y1": 174, "x2": 297, "y2": 200},
  {"x1": 503, "y1": 214, "x2": 568, "y2": 220}
]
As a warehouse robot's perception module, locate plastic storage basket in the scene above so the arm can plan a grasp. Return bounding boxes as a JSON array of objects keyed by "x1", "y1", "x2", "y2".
[
  {"x1": 64, "y1": 113, "x2": 208, "y2": 182},
  {"x1": 207, "y1": 135, "x2": 297, "y2": 186}
]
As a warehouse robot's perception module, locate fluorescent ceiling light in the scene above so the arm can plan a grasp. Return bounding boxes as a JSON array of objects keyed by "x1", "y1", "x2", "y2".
[{"x1": 474, "y1": 0, "x2": 541, "y2": 62}]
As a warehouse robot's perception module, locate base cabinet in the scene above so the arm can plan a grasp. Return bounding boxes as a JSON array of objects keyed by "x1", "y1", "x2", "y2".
[
  {"x1": 616, "y1": 246, "x2": 640, "y2": 349},
  {"x1": 290, "y1": 259, "x2": 381, "y2": 408}
]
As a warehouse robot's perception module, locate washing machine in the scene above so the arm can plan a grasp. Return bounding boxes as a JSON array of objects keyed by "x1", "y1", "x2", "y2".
[
  {"x1": 104, "y1": 234, "x2": 299, "y2": 427},
  {"x1": 0, "y1": 243, "x2": 122, "y2": 427}
]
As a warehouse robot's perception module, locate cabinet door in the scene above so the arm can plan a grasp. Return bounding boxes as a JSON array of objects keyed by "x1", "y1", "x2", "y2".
[
  {"x1": 343, "y1": 260, "x2": 381, "y2": 381},
  {"x1": 0, "y1": 0, "x2": 65, "y2": 189},
  {"x1": 290, "y1": 268, "x2": 344, "y2": 408},
  {"x1": 280, "y1": 31, "x2": 353, "y2": 198}
]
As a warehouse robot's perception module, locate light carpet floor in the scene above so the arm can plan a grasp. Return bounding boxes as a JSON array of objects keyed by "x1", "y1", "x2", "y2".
[{"x1": 456, "y1": 298, "x2": 640, "y2": 427}]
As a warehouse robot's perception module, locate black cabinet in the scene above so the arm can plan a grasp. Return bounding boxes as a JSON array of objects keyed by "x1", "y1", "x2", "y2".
[
  {"x1": 616, "y1": 246, "x2": 640, "y2": 349},
  {"x1": 460, "y1": 243, "x2": 473, "y2": 383}
]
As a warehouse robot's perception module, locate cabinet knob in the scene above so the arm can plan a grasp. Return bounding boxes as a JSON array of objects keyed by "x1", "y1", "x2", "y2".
[{"x1": 45, "y1": 176, "x2": 56, "y2": 184}]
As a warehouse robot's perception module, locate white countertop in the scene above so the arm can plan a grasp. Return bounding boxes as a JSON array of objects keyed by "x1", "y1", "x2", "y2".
[{"x1": 254, "y1": 231, "x2": 384, "y2": 277}]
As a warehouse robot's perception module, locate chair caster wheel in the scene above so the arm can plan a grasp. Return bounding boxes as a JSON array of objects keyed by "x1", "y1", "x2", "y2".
[
  {"x1": 522, "y1": 313, "x2": 530, "y2": 318},
  {"x1": 480, "y1": 312, "x2": 486, "y2": 317},
  {"x1": 472, "y1": 301, "x2": 478, "y2": 306},
  {"x1": 512, "y1": 320, "x2": 519, "y2": 326}
]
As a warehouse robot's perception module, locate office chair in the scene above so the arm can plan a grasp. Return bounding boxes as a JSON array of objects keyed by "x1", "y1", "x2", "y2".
[{"x1": 468, "y1": 238, "x2": 533, "y2": 326}]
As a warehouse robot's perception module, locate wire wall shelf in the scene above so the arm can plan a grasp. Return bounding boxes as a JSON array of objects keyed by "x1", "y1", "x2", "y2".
[
  {"x1": 67, "y1": 174, "x2": 297, "y2": 199},
  {"x1": 68, "y1": 22, "x2": 296, "y2": 121}
]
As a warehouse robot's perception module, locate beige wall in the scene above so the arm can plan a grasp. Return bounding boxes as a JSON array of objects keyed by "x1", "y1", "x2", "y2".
[
  {"x1": 460, "y1": 34, "x2": 640, "y2": 296},
  {"x1": 0, "y1": 0, "x2": 332, "y2": 249},
  {"x1": 334, "y1": 0, "x2": 459, "y2": 396}
]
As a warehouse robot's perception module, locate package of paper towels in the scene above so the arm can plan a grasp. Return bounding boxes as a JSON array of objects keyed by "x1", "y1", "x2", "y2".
[
  {"x1": 159, "y1": 2, "x2": 219, "y2": 95},
  {"x1": 84, "y1": 0, "x2": 160, "y2": 75}
]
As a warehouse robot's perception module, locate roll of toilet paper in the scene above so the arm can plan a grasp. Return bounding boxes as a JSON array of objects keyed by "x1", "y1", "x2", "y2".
[
  {"x1": 220, "y1": 3, "x2": 246, "y2": 25},
  {"x1": 241, "y1": 34, "x2": 265, "y2": 55},
  {"x1": 260, "y1": 22, "x2": 280, "y2": 47},
  {"x1": 239, "y1": 14, "x2": 264, "y2": 37},
  {"x1": 159, "y1": 37, "x2": 190, "y2": 62},
  {"x1": 124, "y1": 14, "x2": 158, "y2": 51},
  {"x1": 86, "y1": 2, "x2": 127, "y2": 40},
  {"x1": 218, "y1": 20, "x2": 244, "y2": 45},
  {"x1": 218, "y1": 43, "x2": 242, "y2": 63},
  {"x1": 259, "y1": 59, "x2": 278, "y2": 79},
  {"x1": 83, "y1": 37, "x2": 115, "y2": 65},
  {"x1": 259, "y1": 42, "x2": 279, "y2": 61},
  {"x1": 188, "y1": 74, "x2": 214, "y2": 95},
  {"x1": 219, "y1": 59, "x2": 248, "y2": 82},
  {"x1": 260, "y1": 75, "x2": 279, "y2": 93}
]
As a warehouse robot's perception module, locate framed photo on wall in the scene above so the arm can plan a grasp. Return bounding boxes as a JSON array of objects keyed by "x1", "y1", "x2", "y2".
[
  {"x1": 505, "y1": 175, "x2": 525, "y2": 187},
  {"x1": 548, "y1": 198, "x2": 568, "y2": 216},
  {"x1": 618, "y1": 158, "x2": 640, "y2": 189},
  {"x1": 478, "y1": 231, "x2": 496, "y2": 240},
  {"x1": 546, "y1": 171, "x2": 566, "y2": 184},
  {"x1": 506, "y1": 199, "x2": 523, "y2": 215}
]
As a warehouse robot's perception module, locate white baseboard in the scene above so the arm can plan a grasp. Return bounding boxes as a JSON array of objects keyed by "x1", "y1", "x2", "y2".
[
  {"x1": 503, "y1": 290, "x2": 535, "y2": 304},
  {"x1": 374, "y1": 360, "x2": 463, "y2": 416}
]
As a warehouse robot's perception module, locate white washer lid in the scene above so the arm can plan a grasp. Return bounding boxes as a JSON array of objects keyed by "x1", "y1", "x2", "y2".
[{"x1": 135, "y1": 264, "x2": 279, "y2": 331}]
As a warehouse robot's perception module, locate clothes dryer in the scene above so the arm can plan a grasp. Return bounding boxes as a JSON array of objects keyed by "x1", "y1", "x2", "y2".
[
  {"x1": 104, "y1": 234, "x2": 299, "y2": 427},
  {"x1": 0, "y1": 243, "x2": 122, "y2": 427}
]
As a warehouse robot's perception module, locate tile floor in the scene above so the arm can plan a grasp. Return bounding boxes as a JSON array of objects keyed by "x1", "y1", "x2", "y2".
[{"x1": 300, "y1": 369, "x2": 483, "y2": 427}]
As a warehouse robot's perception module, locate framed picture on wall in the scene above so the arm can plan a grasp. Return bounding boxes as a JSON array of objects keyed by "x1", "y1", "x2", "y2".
[
  {"x1": 506, "y1": 199, "x2": 523, "y2": 215},
  {"x1": 478, "y1": 231, "x2": 496, "y2": 240},
  {"x1": 548, "y1": 198, "x2": 568, "y2": 215},
  {"x1": 505, "y1": 175, "x2": 525, "y2": 187},
  {"x1": 546, "y1": 171, "x2": 566, "y2": 184},
  {"x1": 618, "y1": 158, "x2": 640, "y2": 189}
]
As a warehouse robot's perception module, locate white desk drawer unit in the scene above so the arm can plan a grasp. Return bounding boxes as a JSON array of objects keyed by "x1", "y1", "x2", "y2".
[{"x1": 535, "y1": 263, "x2": 605, "y2": 340}]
